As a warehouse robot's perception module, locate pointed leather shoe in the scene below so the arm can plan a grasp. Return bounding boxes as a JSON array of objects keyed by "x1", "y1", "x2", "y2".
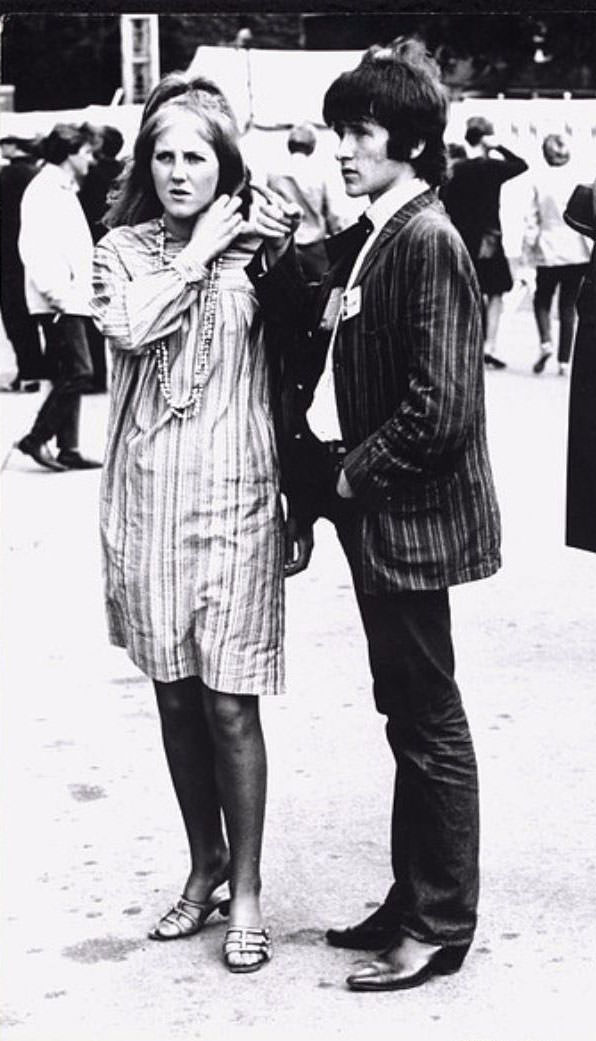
[
  {"x1": 346, "y1": 937, "x2": 470, "y2": 992},
  {"x1": 56, "y1": 450, "x2": 102, "y2": 470},
  {"x1": 16, "y1": 437, "x2": 67, "y2": 472},
  {"x1": 326, "y1": 906, "x2": 399, "y2": 950}
]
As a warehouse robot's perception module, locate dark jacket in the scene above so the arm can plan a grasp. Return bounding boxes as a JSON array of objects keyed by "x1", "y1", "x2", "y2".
[
  {"x1": 441, "y1": 146, "x2": 528, "y2": 258},
  {"x1": 565, "y1": 179, "x2": 596, "y2": 553},
  {"x1": 249, "y1": 190, "x2": 502, "y2": 594}
]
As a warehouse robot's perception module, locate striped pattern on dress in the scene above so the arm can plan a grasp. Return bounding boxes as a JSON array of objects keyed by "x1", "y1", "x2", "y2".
[{"x1": 92, "y1": 220, "x2": 284, "y2": 693}]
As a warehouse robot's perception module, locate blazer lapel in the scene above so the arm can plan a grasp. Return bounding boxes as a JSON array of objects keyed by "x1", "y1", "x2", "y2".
[{"x1": 354, "y1": 189, "x2": 439, "y2": 286}]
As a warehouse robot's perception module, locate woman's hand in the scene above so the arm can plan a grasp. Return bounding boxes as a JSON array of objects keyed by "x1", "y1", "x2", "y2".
[
  {"x1": 251, "y1": 184, "x2": 303, "y2": 268},
  {"x1": 183, "y1": 194, "x2": 245, "y2": 269}
]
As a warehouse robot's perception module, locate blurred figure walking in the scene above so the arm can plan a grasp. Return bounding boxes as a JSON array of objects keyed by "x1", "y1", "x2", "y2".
[
  {"x1": 79, "y1": 124, "x2": 125, "y2": 392},
  {"x1": 15, "y1": 123, "x2": 102, "y2": 472},
  {"x1": 0, "y1": 135, "x2": 45, "y2": 392},
  {"x1": 442, "y1": 116, "x2": 528, "y2": 369},
  {"x1": 267, "y1": 122, "x2": 342, "y2": 281},
  {"x1": 523, "y1": 133, "x2": 591, "y2": 376}
]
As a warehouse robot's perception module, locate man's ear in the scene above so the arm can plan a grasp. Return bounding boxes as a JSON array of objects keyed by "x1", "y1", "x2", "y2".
[{"x1": 410, "y1": 140, "x2": 425, "y2": 160}]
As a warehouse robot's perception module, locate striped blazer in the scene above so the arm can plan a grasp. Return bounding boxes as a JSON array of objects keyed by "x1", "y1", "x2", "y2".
[{"x1": 249, "y1": 190, "x2": 502, "y2": 594}]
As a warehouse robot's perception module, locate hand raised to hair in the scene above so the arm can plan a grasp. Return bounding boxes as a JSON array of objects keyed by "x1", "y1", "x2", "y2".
[
  {"x1": 181, "y1": 194, "x2": 245, "y2": 271},
  {"x1": 251, "y1": 184, "x2": 303, "y2": 267}
]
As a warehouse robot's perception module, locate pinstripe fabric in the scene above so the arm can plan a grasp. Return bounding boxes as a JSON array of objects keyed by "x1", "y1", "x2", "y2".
[
  {"x1": 249, "y1": 191, "x2": 501, "y2": 594},
  {"x1": 92, "y1": 219, "x2": 284, "y2": 692},
  {"x1": 334, "y1": 193, "x2": 502, "y2": 593}
]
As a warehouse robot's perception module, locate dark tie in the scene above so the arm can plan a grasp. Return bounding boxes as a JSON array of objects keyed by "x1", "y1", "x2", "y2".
[
  {"x1": 326, "y1": 213, "x2": 373, "y2": 283},
  {"x1": 357, "y1": 213, "x2": 374, "y2": 241}
]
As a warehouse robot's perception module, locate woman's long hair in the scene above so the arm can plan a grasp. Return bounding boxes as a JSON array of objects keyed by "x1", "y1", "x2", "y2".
[{"x1": 105, "y1": 85, "x2": 245, "y2": 228}]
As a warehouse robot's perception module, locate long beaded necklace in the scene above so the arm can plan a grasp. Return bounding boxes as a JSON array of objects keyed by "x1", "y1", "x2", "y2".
[{"x1": 153, "y1": 217, "x2": 222, "y2": 420}]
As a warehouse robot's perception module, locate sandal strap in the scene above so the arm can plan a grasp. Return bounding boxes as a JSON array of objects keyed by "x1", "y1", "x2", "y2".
[
  {"x1": 224, "y1": 926, "x2": 272, "y2": 959},
  {"x1": 159, "y1": 897, "x2": 207, "y2": 931}
]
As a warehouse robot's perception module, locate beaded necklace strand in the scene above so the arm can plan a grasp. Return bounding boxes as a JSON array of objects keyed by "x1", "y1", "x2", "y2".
[{"x1": 153, "y1": 217, "x2": 222, "y2": 420}]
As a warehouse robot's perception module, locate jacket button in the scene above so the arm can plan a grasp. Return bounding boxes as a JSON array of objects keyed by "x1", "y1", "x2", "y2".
[
  {"x1": 306, "y1": 330, "x2": 313, "y2": 339},
  {"x1": 296, "y1": 382, "x2": 304, "y2": 390},
  {"x1": 294, "y1": 433, "x2": 302, "y2": 440}
]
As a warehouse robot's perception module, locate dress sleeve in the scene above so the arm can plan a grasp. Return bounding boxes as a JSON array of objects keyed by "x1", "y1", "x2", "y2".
[{"x1": 91, "y1": 232, "x2": 207, "y2": 355}]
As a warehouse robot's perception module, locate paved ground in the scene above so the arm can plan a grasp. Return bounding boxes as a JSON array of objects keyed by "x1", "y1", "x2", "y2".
[{"x1": 1, "y1": 300, "x2": 595, "y2": 1041}]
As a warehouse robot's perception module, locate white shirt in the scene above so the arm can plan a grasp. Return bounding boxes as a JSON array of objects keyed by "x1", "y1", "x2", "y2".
[
  {"x1": 308, "y1": 177, "x2": 429, "y2": 441},
  {"x1": 523, "y1": 162, "x2": 592, "y2": 267},
  {"x1": 18, "y1": 162, "x2": 93, "y2": 316}
]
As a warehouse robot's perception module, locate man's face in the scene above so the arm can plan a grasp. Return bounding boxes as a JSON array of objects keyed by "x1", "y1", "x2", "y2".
[
  {"x1": 68, "y1": 142, "x2": 95, "y2": 185},
  {"x1": 333, "y1": 118, "x2": 405, "y2": 202}
]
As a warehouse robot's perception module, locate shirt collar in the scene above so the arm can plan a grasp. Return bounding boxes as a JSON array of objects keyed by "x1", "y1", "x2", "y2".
[
  {"x1": 365, "y1": 177, "x2": 429, "y2": 231},
  {"x1": 43, "y1": 161, "x2": 78, "y2": 192}
]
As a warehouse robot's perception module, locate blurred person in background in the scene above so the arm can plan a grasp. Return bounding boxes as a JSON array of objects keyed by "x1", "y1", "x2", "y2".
[
  {"x1": 15, "y1": 122, "x2": 102, "y2": 471},
  {"x1": 442, "y1": 116, "x2": 528, "y2": 369},
  {"x1": 79, "y1": 124, "x2": 125, "y2": 392},
  {"x1": 522, "y1": 133, "x2": 591, "y2": 376},
  {"x1": 564, "y1": 175, "x2": 596, "y2": 554},
  {"x1": 0, "y1": 135, "x2": 45, "y2": 393},
  {"x1": 267, "y1": 122, "x2": 343, "y2": 281}
]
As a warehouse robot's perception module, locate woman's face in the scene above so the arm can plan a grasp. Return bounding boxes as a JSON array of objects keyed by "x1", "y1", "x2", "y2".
[{"x1": 150, "y1": 111, "x2": 220, "y2": 228}]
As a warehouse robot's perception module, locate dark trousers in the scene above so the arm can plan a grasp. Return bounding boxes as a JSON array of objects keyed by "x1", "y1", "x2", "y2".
[
  {"x1": 86, "y1": 317, "x2": 108, "y2": 391},
  {"x1": 534, "y1": 264, "x2": 587, "y2": 363},
  {"x1": 0, "y1": 281, "x2": 45, "y2": 380},
  {"x1": 308, "y1": 436, "x2": 479, "y2": 945},
  {"x1": 28, "y1": 314, "x2": 93, "y2": 451}
]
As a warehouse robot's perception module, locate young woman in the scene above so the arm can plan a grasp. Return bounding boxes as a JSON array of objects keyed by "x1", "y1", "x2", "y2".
[{"x1": 92, "y1": 80, "x2": 287, "y2": 973}]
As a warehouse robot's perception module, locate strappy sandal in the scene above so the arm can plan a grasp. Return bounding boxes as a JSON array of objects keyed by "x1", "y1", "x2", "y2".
[
  {"x1": 223, "y1": 926, "x2": 272, "y2": 974},
  {"x1": 148, "y1": 887, "x2": 230, "y2": 941}
]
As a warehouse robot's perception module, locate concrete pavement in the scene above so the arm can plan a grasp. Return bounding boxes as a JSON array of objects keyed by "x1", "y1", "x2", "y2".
[{"x1": 1, "y1": 304, "x2": 595, "y2": 1041}]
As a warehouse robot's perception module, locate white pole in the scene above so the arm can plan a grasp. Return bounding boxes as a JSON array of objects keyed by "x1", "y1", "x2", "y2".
[{"x1": 120, "y1": 14, "x2": 160, "y2": 104}]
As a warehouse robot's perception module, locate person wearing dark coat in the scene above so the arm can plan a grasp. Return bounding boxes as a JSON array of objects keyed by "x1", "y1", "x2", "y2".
[
  {"x1": 441, "y1": 116, "x2": 528, "y2": 370},
  {"x1": 564, "y1": 177, "x2": 596, "y2": 554},
  {"x1": 0, "y1": 136, "x2": 45, "y2": 392},
  {"x1": 79, "y1": 125, "x2": 125, "y2": 392},
  {"x1": 249, "y1": 39, "x2": 501, "y2": 993}
]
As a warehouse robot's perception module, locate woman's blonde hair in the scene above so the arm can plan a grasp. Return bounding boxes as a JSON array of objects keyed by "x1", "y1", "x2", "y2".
[{"x1": 106, "y1": 78, "x2": 245, "y2": 228}]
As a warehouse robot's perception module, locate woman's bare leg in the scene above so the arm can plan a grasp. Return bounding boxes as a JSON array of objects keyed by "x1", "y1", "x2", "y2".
[
  {"x1": 202, "y1": 688, "x2": 267, "y2": 967},
  {"x1": 154, "y1": 677, "x2": 229, "y2": 901}
]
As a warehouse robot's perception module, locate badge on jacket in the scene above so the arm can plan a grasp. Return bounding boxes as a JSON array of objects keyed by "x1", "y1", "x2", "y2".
[{"x1": 341, "y1": 286, "x2": 361, "y2": 321}]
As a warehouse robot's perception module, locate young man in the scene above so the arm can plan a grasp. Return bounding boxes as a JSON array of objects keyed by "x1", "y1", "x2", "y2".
[
  {"x1": 522, "y1": 133, "x2": 591, "y2": 376},
  {"x1": 16, "y1": 122, "x2": 102, "y2": 471},
  {"x1": 250, "y1": 39, "x2": 501, "y2": 991}
]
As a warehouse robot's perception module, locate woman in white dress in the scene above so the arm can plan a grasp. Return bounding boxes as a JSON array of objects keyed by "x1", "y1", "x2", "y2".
[{"x1": 92, "y1": 79, "x2": 297, "y2": 973}]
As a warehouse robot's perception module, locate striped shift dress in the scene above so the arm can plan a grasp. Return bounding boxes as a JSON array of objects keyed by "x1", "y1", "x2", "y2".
[{"x1": 92, "y1": 219, "x2": 284, "y2": 694}]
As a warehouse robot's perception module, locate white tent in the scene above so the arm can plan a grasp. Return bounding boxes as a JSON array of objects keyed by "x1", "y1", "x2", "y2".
[
  {"x1": 186, "y1": 46, "x2": 364, "y2": 130},
  {"x1": 1, "y1": 47, "x2": 595, "y2": 248}
]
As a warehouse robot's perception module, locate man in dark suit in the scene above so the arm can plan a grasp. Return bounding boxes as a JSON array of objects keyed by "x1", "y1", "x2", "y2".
[
  {"x1": 249, "y1": 38, "x2": 501, "y2": 991},
  {"x1": 0, "y1": 135, "x2": 45, "y2": 392}
]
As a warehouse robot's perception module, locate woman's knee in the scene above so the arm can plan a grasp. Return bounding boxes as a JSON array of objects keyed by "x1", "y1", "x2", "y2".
[
  {"x1": 203, "y1": 691, "x2": 260, "y2": 743},
  {"x1": 154, "y1": 677, "x2": 203, "y2": 723}
]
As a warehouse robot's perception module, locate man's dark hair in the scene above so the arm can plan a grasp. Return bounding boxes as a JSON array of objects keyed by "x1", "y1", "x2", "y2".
[
  {"x1": 41, "y1": 123, "x2": 96, "y2": 166},
  {"x1": 98, "y1": 125, "x2": 124, "y2": 160},
  {"x1": 464, "y1": 116, "x2": 494, "y2": 147},
  {"x1": 322, "y1": 37, "x2": 447, "y2": 188}
]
